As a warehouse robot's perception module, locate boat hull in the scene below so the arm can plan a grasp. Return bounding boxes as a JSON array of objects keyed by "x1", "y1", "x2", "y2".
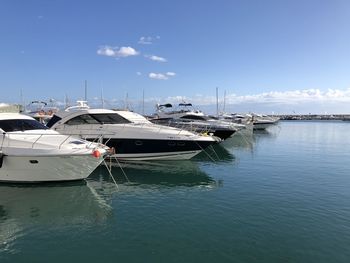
[
  {"x1": 151, "y1": 119, "x2": 236, "y2": 140},
  {"x1": 0, "y1": 154, "x2": 103, "y2": 182},
  {"x1": 253, "y1": 122, "x2": 274, "y2": 130},
  {"x1": 99, "y1": 138, "x2": 215, "y2": 161},
  {"x1": 112, "y1": 150, "x2": 202, "y2": 161}
]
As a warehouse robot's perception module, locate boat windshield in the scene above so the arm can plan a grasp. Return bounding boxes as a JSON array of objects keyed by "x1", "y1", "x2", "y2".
[
  {"x1": 0, "y1": 119, "x2": 48, "y2": 132},
  {"x1": 64, "y1": 113, "x2": 131, "y2": 125}
]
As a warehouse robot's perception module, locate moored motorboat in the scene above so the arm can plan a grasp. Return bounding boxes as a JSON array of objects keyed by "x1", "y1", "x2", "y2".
[
  {"x1": 0, "y1": 112, "x2": 109, "y2": 182},
  {"x1": 151, "y1": 103, "x2": 238, "y2": 140},
  {"x1": 47, "y1": 102, "x2": 219, "y2": 161},
  {"x1": 250, "y1": 114, "x2": 279, "y2": 130}
]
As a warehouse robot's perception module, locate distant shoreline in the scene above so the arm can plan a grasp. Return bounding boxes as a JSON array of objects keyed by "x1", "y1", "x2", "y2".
[{"x1": 275, "y1": 114, "x2": 350, "y2": 121}]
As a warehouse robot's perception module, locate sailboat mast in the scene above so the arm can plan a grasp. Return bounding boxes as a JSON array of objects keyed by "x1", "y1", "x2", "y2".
[
  {"x1": 20, "y1": 88, "x2": 24, "y2": 112},
  {"x1": 223, "y1": 90, "x2": 226, "y2": 113},
  {"x1": 216, "y1": 87, "x2": 219, "y2": 117},
  {"x1": 101, "y1": 88, "x2": 104, "y2": 109},
  {"x1": 84, "y1": 80, "x2": 88, "y2": 101},
  {"x1": 142, "y1": 89, "x2": 145, "y2": 115},
  {"x1": 125, "y1": 92, "x2": 129, "y2": 110}
]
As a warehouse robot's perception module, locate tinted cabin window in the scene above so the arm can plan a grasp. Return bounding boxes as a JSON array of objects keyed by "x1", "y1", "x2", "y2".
[
  {"x1": 46, "y1": 115, "x2": 62, "y2": 128},
  {"x1": 0, "y1": 119, "x2": 48, "y2": 132},
  {"x1": 90, "y1": 114, "x2": 131, "y2": 124},
  {"x1": 65, "y1": 114, "x2": 100, "y2": 125},
  {"x1": 180, "y1": 115, "x2": 207, "y2": 121}
]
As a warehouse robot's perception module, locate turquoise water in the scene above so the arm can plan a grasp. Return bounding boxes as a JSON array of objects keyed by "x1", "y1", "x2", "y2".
[{"x1": 1, "y1": 121, "x2": 350, "y2": 262}]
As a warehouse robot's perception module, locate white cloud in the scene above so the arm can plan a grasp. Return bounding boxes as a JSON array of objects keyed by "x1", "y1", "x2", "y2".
[
  {"x1": 145, "y1": 55, "x2": 167, "y2": 62},
  {"x1": 226, "y1": 88, "x2": 350, "y2": 104},
  {"x1": 149, "y1": 71, "x2": 176, "y2": 80},
  {"x1": 138, "y1": 36, "x2": 160, "y2": 44},
  {"x1": 158, "y1": 88, "x2": 350, "y2": 114},
  {"x1": 97, "y1": 46, "x2": 139, "y2": 58},
  {"x1": 149, "y1": 73, "x2": 169, "y2": 80},
  {"x1": 138, "y1": 36, "x2": 154, "y2": 45},
  {"x1": 136, "y1": 72, "x2": 142, "y2": 76}
]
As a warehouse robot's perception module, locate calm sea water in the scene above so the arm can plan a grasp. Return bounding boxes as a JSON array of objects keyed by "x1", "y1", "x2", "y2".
[{"x1": 1, "y1": 121, "x2": 350, "y2": 263}]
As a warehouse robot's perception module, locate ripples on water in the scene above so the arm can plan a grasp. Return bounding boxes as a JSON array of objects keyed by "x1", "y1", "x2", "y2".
[{"x1": 1, "y1": 121, "x2": 350, "y2": 262}]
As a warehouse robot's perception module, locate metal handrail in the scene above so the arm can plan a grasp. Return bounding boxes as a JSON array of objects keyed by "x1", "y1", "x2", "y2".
[{"x1": 1, "y1": 132, "x2": 113, "y2": 150}]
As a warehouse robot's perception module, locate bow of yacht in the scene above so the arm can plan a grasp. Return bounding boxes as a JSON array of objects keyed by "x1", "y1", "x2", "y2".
[{"x1": 0, "y1": 113, "x2": 109, "y2": 182}]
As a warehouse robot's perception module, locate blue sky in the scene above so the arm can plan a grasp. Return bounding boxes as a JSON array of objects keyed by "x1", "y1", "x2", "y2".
[{"x1": 1, "y1": 0, "x2": 350, "y2": 114}]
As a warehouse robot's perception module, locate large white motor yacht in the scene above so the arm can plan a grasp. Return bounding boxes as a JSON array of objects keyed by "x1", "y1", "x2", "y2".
[
  {"x1": 47, "y1": 103, "x2": 219, "y2": 161},
  {"x1": 0, "y1": 113, "x2": 109, "y2": 182},
  {"x1": 151, "y1": 103, "x2": 240, "y2": 140}
]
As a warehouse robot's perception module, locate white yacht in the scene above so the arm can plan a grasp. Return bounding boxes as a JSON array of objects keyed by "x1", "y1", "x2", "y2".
[
  {"x1": 154, "y1": 102, "x2": 206, "y2": 119},
  {"x1": 47, "y1": 103, "x2": 219, "y2": 161},
  {"x1": 151, "y1": 103, "x2": 239, "y2": 140},
  {"x1": 250, "y1": 114, "x2": 279, "y2": 130},
  {"x1": 0, "y1": 112, "x2": 109, "y2": 183}
]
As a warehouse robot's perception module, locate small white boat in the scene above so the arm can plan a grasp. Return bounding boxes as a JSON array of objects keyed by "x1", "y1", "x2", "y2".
[
  {"x1": 250, "y1": 114, "x2": 279, "y2": 130},
  {"x1": 0, "y1": 112, "x2": 109, "y2": 183}
]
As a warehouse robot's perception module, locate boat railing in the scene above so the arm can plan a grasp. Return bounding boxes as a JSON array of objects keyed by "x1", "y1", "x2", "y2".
[
  {"x1": 0, "y1": 132, "x2": 112, "y2": 150},
  {"x1": 153, "y1": 120, "x2": 213, "y2": 136},
  {"x1": 116, "y1": 121, "x2": 191, "y2": 136}
]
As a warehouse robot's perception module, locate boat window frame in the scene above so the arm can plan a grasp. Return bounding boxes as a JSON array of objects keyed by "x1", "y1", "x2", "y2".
[
  {"x1": 89, "y1": 113, "x2": 131, "y2": 124},
  {"x1": 65, "y1": 114, "x2": 101, "y2": 125},
  {"x1": 64, "y1": 113, "x2": 132, "y2": 126},
  {"x1": 0, "y1": 119, "x2": 48, "y2": 132}
]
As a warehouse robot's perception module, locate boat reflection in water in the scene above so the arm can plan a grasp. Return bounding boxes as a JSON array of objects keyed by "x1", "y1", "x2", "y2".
[
  {"x1": 0, "y1": 182, "x2": 112, "y2": 253},
  {"x1": 218, "y1": 126, "x2": 279, "y2": 153},
  {"x1": 220, "y1": 133, "x2": 255, "y2": 152},
  {"x1": 193, "y1": 143, "x2": 236, "y2": 163},
  {"x1": 91, "y1": 160, "x2": 217, "y2": 188}
]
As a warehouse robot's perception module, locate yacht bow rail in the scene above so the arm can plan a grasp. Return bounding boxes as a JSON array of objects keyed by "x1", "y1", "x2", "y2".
[
  {"x1": 0, "y1": 132, "x2": 113, "y2": 150},
  {"x1": 58, "y1": 122, "x2": 199, "y2": 137}
]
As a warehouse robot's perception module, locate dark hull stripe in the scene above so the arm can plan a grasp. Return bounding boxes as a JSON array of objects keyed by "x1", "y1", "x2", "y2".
[
  {"x1": 86, "y1": 138, "x2": 215, "y2": 154},
  {"x1": 211, "y1": 130, "x2": 236, "y2": 140},
  {"x1": 151, "y1": 120, "x2": 235, "y2": 140}
]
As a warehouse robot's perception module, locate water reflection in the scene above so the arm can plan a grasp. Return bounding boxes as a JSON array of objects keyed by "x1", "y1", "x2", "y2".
[
  {"x1": 91, "y1": 160, "x2": 217, "y2": 187},
  {"x1": 0, "y1": 182, "x2": 112, "y2": 253},
  {"x1": 221, "y1": 133, "x2": 255, "y2": 151},
  {"x1": 218, "y1": 127, "x2": 280, "y2": 153},
  {"x1": 194, "y1": 143, "x2": 236, "y2": 162}
]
